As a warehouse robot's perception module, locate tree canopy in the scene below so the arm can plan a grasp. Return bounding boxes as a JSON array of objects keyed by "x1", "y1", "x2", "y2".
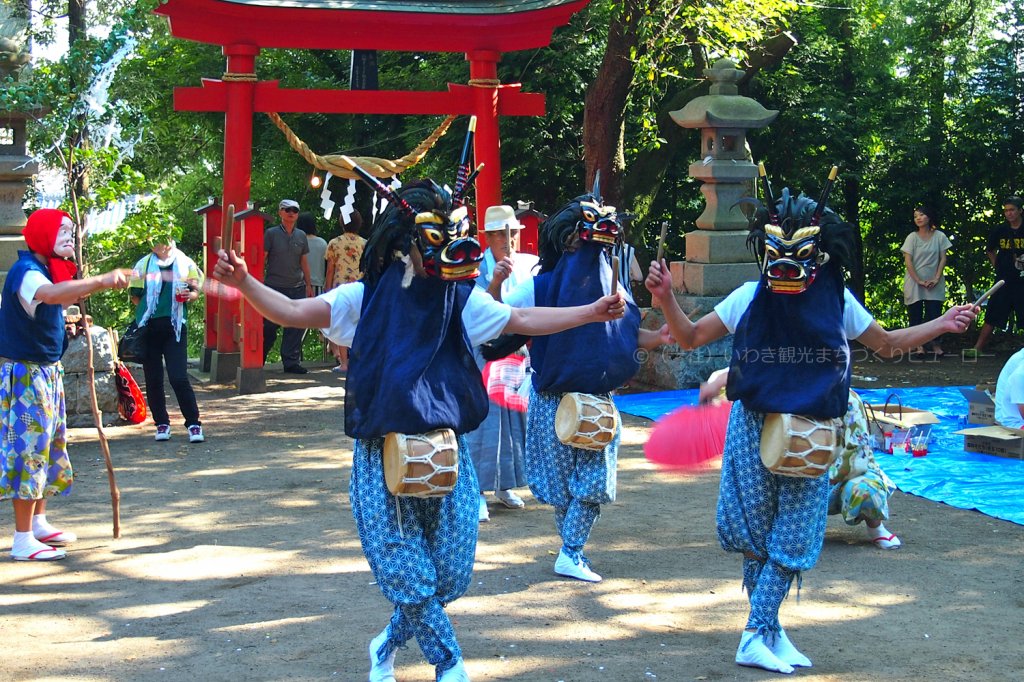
[{"x1": 5, "y1": 0, "x2": 1022, "y2": 328}]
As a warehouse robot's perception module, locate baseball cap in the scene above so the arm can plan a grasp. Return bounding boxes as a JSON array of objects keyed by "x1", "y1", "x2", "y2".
[{"x1": 279, "y1": 199, "x2": 300, "y2": 210}]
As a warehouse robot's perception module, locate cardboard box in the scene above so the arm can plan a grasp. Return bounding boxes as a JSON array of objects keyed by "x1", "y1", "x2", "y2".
[
  {"x1": 865, "y1": 403, "x2": 939, "y2": 452},
  {"x1": 960, "y1": 387, "x2": 996, "y2": 425},
  {"x1": 955, "y1": 425, "x2": 1024, "y2": 459}
]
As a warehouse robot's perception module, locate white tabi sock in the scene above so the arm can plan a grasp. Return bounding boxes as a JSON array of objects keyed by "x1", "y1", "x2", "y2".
[
  {"x1": 368, "y1": 628, "x2": 396, "y2": 682},
  {"x1": 768, "y1": 628, "x2": 813, "y2": 668},
  {"x1": 32, "y1": 514, "x2": 58, "y2": 536},
  {"x1": 736, "y1": 631, "x2": 795, "y2": 674}
]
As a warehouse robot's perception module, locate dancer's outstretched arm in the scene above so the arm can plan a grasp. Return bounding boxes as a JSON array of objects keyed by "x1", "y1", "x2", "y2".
[{"x1": 645, "y1": 258, "x2": 728, "y2": 349}]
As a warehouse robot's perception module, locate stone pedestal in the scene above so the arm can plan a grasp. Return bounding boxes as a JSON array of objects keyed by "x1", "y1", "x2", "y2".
[
  {"x1": 237, "y1": 366, "x2": 266, "y2": 394},
  {"x1": 62, "y1": 327, "x2": 121, "y2": 428},
  {"x1": 210, "y1": 350, "x2": 240, "y2": 384}
]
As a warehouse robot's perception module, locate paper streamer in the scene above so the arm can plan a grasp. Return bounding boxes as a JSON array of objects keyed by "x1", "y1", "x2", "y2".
[
  {"x1": 339, "y1": 178, "x2": 357, "y2": 224},
  {"x1": 319, "y1": 172, "x2": 335, "y2": 220}
]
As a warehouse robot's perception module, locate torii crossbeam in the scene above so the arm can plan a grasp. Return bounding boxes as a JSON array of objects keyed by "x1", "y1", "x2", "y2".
[{"x1": 157, "y1": 0, "x2": 591, "y2": 392}]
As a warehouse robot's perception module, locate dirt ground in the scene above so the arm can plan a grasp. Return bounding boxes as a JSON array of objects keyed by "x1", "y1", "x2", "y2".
[{"x1": 2, "y1": 342, "x2": 1023, "y2": 682}]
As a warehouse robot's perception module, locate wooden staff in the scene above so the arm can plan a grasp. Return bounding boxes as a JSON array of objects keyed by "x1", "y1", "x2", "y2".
[
  {"x1": 656, "y1": 221, "x2": 669, "y2": 263},
  {"x1": 973, "y1": 280, "x2": 1004, "y2": 307},
  {"x1": 612, "y1": 255, "x2": 620, "y2": 294},
  {"x1": 68, "y1": 191, "x2": 121, "y2": 538},
  {"x1": 83, "y1": 316, "x2": 122, "y2": 537}
]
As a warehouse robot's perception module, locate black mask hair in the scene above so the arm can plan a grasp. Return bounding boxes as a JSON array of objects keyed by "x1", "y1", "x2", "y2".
[
  {"x1": 537, "y1": 193, "x2": 597, "y2": 274},
  {"x1": 360, "y1": 180, "x2": 451, "y2": 287}
]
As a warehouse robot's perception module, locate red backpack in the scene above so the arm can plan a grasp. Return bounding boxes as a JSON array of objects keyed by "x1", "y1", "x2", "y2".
[{"x1": 114, "y1": 362, "x2": 147, "y2": 424}]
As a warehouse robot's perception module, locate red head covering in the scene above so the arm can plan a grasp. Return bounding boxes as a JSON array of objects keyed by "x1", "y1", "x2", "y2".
[{"x1": 23, "y1": 209, "x2": 78, "y2": 284}]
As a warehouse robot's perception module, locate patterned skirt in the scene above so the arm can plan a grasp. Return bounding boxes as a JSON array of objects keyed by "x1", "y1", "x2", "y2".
[
  {"x1": 0, "y1": 361, "x2": 72, "y2": 500},
  {"x1": 828, "y1": 471, "x2": 892, "y2": 524}
]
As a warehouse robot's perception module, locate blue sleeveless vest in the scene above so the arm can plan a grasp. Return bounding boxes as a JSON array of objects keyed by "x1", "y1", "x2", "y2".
[
  {"x1": 0, "y1": 252, "x2": 66, "y2": 363},
  {"x1": 530, "y1": 243, "x2": 641, "y2": 394},
  {"x1": 726, "y1": 266, "x2": 851, "y2": 419},
  {"x1": 344, "y1": 263, "x2": 488, "y2": 439}
]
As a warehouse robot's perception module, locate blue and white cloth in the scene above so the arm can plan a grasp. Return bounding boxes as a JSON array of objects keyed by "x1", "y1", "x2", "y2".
[
  {"x1": 716, "y1": 400, "x2": 828, "y2": 635},
  {"x1": 525, "y1": 389, "x2": 619, "y2": 562},
  {"x1": 351, "y1": 435, "x2": 479, "y2": 676}
]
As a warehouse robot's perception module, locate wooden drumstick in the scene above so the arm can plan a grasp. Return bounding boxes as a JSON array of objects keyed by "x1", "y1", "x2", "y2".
[
  {"x1": 656, "y1": 221, "x2": 668, "y2": 263},
  {"x1": 972, "y1": 280, "x2": 1004, "y2": 307},
  {"x1": 221, "y1": 203, "x2": 235, "y2": 254},
  {"x1": 611, "y1": 255, "x2": 620, "y2": 293}
]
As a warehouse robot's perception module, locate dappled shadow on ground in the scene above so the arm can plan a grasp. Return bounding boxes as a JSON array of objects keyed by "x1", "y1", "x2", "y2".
[{"x1": 2, "y1": 368, "x2": 1022, "y2": 681}]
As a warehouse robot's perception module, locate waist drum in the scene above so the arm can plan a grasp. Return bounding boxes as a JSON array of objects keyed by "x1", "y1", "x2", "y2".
[
  {"x1": 760, "y1": 412, "x2": 842, "y2": 478},
  {"x1": 383, "y1": 429, "x2": 459, "y2": 497},
  {"x1": 554, "y1": 392, "x2": 620, "y2": 451}
]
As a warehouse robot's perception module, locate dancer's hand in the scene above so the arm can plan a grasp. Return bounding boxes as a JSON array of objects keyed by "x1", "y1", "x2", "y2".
[
  {"x1": 645, "y1": 258, "x2": 672, "y2": 304},
  {"x1": 591, "y1": 292, "x2": 626, "y2": 321},
  {"x1": 101, "y1": 269, "x2": 133, "y2": 290},
  {"x1": 491, "y1": 256, "x2": 513, "y2": 285},
  {"x1": 214, "y1": 249, "x2": 249, "y2": 286},
  {"x1": 940, "y1": 304, "x2": 978, "y2": 334}
]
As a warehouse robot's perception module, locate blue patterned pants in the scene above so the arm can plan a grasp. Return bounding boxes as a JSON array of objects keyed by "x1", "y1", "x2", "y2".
[
  {"x1": 525, "y1": 390, "x2": 619, "y2": 562},
  {"x1": 350, "y1": 436, "x2": 478, "y2": 676},
  {"x1": 716, "y1": 402, "x2": 828, "y2": 634}
]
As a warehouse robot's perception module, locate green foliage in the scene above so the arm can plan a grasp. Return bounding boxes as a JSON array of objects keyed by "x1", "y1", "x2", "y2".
[{"x1": 13, "y1": 0, "x2": 1022, "y2": 344}]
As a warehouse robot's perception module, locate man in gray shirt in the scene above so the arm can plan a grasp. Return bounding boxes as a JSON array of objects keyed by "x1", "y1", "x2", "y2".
[{"x1": 263, "y1": 199, "x2": 312, "y2": 373}]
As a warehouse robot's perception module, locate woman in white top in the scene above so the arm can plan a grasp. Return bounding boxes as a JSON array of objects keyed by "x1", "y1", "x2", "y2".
[{"x1": 901, "y1": 206, "x2": 952, "y2": 356}]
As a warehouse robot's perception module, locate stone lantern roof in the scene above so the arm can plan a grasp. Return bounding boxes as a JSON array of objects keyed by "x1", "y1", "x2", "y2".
[{"x1": 670, "y1": 58, "x2": 777, "y2": 130}]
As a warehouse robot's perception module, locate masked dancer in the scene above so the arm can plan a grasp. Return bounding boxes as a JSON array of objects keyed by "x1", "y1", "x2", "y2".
[
  {"x1": 645, "y1": 165, "x2": 977, "y2": 673},
  {"x1": 214, "y1": 142, "x2": 625, "y2": 680},
  {"x1": 498, "y1": 182, "x2": 671, "y2": 583},
  {"x1": 1, "y1": 210, "x2": 131, "y2": 561}
]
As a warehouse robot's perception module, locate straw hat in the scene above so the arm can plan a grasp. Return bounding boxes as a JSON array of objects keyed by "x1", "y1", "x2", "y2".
[{"x1": 483, "y1": 205, "x2": 523, "y2": 232}]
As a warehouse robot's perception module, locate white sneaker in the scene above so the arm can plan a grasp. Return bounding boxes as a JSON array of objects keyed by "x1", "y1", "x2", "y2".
[
  {"x1": 368, "y1": 628, "x2": 396, "y2": 682},
  {"x1": 478, "y1": 494, "x2": 490, "y2": 522},
  {"x1": 438, "y1": 658, "x2": 471, "y2": 682},
  {"x1": 154, "y1": 424, "x2": 171, "y2": 441},
  {"x1": 554, "y1": 548, "x2": 602, "y2": 582},
  {"x1": 495, "y1": 489, "x2": 525, "y2": 509},
  {"x1": 188, "y1": 425, "x2": 205, "y2": 443}
]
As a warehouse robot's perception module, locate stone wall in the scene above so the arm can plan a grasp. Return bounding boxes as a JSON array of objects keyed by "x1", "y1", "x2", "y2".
[{"x1": 62, "y1": 326, "x2": 121, "y2": 427}]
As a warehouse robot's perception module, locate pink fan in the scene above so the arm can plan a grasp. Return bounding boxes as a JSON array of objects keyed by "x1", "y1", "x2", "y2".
[
  {"x1": 644, "y1": 401, "x2": 732, "y2": 471},
  {"x1": 482, "y1": 355, "x2": 530, "y2": 412}
]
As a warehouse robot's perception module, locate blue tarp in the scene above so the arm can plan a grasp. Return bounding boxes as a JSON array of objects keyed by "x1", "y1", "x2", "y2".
[{"x1": 614, "y1": 386, "x2": 1024, "y2": 526}]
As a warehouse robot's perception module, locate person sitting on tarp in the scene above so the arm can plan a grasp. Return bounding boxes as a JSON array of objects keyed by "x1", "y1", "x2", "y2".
[
  {"x1": 829, "y1": 391, "x2": 901, "y2": 549},
  {"x1": 994, "y1": 348, "x2": 1024, "y2": 429}
]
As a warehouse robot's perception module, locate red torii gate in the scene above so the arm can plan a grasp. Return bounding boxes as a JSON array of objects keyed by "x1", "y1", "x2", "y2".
[{"x1": 156, "y1": 0, "x2": 591, "y2": 392}]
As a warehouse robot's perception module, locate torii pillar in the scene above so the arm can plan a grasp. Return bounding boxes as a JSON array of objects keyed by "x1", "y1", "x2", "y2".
[{"x1": 208, "y1": 44, "x2": 259, "y2": 388}]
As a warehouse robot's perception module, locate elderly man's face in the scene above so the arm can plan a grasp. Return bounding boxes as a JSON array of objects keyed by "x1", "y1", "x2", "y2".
[{"x1": 487, "y1": 230, "x2": 520, "y2": 258}]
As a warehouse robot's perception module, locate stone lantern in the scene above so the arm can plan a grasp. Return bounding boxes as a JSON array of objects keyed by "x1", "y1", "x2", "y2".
[
  {"x1": 0, "y1": 33, "x2": 35, "y2": 285},
  {"x1": 637, "y1": 58, "x2": 778, "y2": 388}
]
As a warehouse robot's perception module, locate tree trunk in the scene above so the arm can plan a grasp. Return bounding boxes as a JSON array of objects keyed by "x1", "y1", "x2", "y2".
[{"x1": 582, "y1": 1, "x2": 645, "y2": 206}]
